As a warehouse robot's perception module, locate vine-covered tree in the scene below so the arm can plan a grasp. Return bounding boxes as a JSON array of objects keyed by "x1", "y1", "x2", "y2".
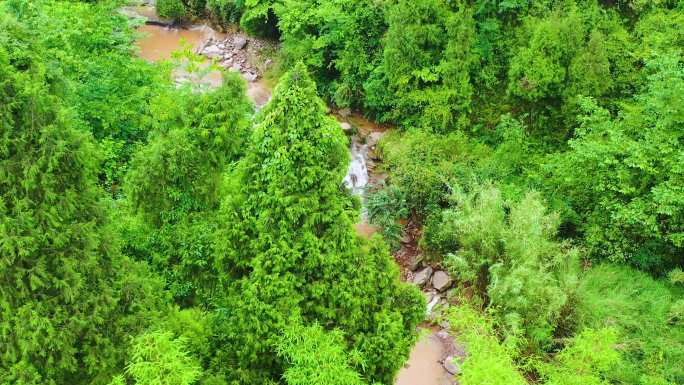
[{"x1": 212, "y1": 63, "x2": 424, "y2": 384}]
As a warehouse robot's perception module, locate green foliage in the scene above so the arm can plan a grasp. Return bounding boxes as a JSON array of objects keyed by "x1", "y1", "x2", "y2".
[
  {"x1": 377, "y1": 0, "x2": 476, "y2": 131},
  {"x1": 207, "y1": 0, "x2": 245, "y2": 26},
  {"x1": 212, "y1": 64, "x2": 423, "y2": 384},
  {"x1": 157, "y1": 0, "x2": 187, "y2": 20},
  {"x1": 577, "y1": 264, "x2": 684, "y2": 384},
  {"x1": 275, "y1": 0, "x2": 387, "y2": 107},
  {"x1": 122, "y1": 330, "x2": 202, "y2": 385},
  {"x1": 447, "y1": 304, "x2": 528, "y2": 385},
  {"x1": 0, "y1": 11, "x2": 167, "y2": 383},
  {"x1": 367, "y1": 186, "x2": 408, "y2": 250},
  {"x1": 276, "y1": 322, "x2": 367, "y2": 385},
  {"x1": 123, "y1": 72, "x2": 252, "y2": 304},
  {"x1": 379, "y1": 129, "x2": 489, "y2": 213},
  {"x1": 548, "y1": 54, "x2": 684, "y2": 269},
  {"x1": 240, "y1": 0, "x2": 279, "y2": 37},
  {"x1": 540, "y1": 328, "x2": 621, "y2": 385},
  {"x1": 4, "y1": 0, "x2": 169, "y2": 192},
  {"x1": 437, "y1": 186, "x2": 578, "y2": 350}
]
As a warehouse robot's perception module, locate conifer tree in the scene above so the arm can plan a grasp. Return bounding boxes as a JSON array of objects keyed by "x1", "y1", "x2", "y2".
[
  {"x1": 0, "y1": 15, "x2": 165, "y2": 384},
  {"x1": 213, "y1": 63, "x2": 424, "y2": 384}
]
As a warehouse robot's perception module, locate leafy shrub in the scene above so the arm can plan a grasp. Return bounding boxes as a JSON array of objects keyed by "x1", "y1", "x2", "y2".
[
  {"x1": 276, "y1": 323, "x2": 367, "y2": 385},
  {"x1": 367, "y1": 186, "x2": 408, "y2": 250},
  {"x1": 548, "y1": 54, "x2": 684, "y2": 270},
  {"x1": 123, "y1": 72, "x2": 252, "y2": 305},
  {"x1": 207, "y1": 0, "x2": 245, "y2": 26},
  {"x1": 437, "y1": 185, "x2": 579, "y2": 351},
  {"x1": 186, "y1": 0, "x2": 207, "y2": 18},
  {"x1": 157, "y1": 0, "x2": 186, "y2": 19},
  {"x1": 378, "y1": 0, "x2": 476, "y2": 131},
  {"x1": 379, "y1": 129, "x2": 488, "y2": 214},
  {"x1": 447, "y1": 304, "x2": 528, "y2": 385},
  {"x1": 539, "y1": 328, "x2": 621, "y2": 385},
  {"x1": 0, "y1": 12, "x2": 167, "y2": 383},
  {"x1": 120, "y1": 330, "x2": 202, "y2": 385}
]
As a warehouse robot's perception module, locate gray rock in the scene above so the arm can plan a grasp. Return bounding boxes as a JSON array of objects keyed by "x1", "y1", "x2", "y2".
[
  {"x1": 339, "y1": 108, "x2": 351, "y2": 117},
  {"x1": 412, "y1": 266, "x2": 433, "y2": 287},
  {"x1": 233, "y1": 36, "x2": 247, "y2": 50},
  {"x1": 410, "y1": 255, "x2": 423, "y2": 271},
  {"x1": 202, "y1": 45, "x2": 222, "y2": 59},
  {"x1": 231, "y1": 63, "x2": 242, "y2": 72},
  {"x1": 426, "y1": 294, "x2": 440, "y2": 316},
  {"x1": 443, "y1": 356, "x2": 460, "y2": 375},
  {"x1": 242, "y1": 72, "x2": 258, "y2": 82},
  {"x1": 340, "y1": 122, "x2": 352, "y2": 131},
  {"x1": 432, "y1": 270, "x2": 453, "y2": 292}
]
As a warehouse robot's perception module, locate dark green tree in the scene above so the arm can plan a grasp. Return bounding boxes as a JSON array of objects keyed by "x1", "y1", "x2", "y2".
[
  {"x1": 376, "y1": 0, "x2": 477, "y2": 132},
  {"x1": 0, "y1": 14, "x2": 167, "y2": 384},
  {"x1": 123, "y1": 72, "x2": 253, "y2": 306},
  {"x1": 548, "y1": 53, "x2": 684, "y2": 270},
  {"x1": 212, "y1": 63, "x2": 424, "y2": 384}
]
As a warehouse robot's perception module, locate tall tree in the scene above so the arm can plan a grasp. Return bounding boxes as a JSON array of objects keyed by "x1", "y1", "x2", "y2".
[
  {"x1": 212, "y1": 63, "x2": 424, "y2": 384},
  {"x1": 0, "y1": 14, "x2": 166, "y2": 384},
  {"x1": 122, "y1": 72, "x2": 253, "y2": 306}
]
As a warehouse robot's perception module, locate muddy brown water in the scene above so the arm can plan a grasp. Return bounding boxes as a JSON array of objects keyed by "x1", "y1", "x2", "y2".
[
  {"x1": 136, "y1": 23, "x2": 271, "y2": 106},
  {"x1": 396, "y1": 331, "x2": 453, "y2": 385},
  {"x1": 134, "y1": 21, "x2": 451, "y2": 385}
]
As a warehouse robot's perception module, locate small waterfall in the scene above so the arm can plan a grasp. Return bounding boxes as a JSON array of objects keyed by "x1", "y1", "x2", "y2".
[{"x1": 343, "y1": 135, "x2": 370, "y2": 220}]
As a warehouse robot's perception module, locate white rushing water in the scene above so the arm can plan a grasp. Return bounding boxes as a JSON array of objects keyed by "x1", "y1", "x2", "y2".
[{"x1": 343, "y1": 136, "x2": 369, "y2": 196}]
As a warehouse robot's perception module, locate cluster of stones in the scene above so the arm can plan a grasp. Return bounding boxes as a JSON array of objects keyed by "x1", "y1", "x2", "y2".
[{"x1": 198, "y1": 35, "x2": 271, "y2": 83}]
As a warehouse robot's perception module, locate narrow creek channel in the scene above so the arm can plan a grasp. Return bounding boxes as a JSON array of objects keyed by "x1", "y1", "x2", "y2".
[{"x1": 133, "y1": 17, "x2": 453, "y2": 385}]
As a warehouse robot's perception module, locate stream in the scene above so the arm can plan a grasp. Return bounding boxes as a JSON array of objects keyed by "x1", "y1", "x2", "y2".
[{"x1": 133, "y1": 15, "x2": 453, "y2": 385}]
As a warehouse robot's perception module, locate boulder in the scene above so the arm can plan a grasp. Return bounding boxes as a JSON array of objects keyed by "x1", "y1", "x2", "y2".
[
  {"x1": 443, "y1": 357, "x2": 460, "y2": 375},
  {"x1": 432, "y1": 270, "x2": 452, "y2": 292},
  {"x1": 443, "y1": 356, "x2": 460, "y2": 375},
  {"x1": 426, "y1": 294, "x2": 440, "y2": 316},
  {"x1": 412, "y1": 266, "x2": 433, "y2": 287},
  {"x1": 233, "y1": 36, "x2": 247, "y2": 50},
  {"x1": 202, "y1": 45, "x2": 222, "y2": 59},
  {"x1": 409, "y1": 255, "x2": 423, "y2": 271},
  {"x1": 340, "y1": 122, "x2": 352, "y2": 131},
  {"x1": 242, "y1": 72, "x2": 258, "y2": 82}
]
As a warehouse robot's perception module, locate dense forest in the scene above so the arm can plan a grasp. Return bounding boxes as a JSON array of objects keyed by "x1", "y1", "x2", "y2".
[{"x1": 1, "y1": 0, "x2": 683, "y2": 385}]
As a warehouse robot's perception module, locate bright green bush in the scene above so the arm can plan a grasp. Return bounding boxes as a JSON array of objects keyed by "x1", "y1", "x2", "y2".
[
  {"x1": 377, "y1": 0, "x2": 476, "y2": 131},
  {"x1": 447, "y1": 304, "x2": 528, "y2": 385},
  {"x1": 437, "y1": 186, "x2": 579, "y2": 351},
  {"x1": 0, "y1": 12, "x2": 167, "y2": 383},
  {"x1": 276, "y1": 323, "x2": 367, "y2": 385},
  {"x1": 121, "y1": 330, "x2": 202, "y2": 385},
  {"x1": 207, "y1": 0, "x2": 245, "y2": 26},
  {"x1": 123, "y1": 72, "x2": 252, "y2": 305}
]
